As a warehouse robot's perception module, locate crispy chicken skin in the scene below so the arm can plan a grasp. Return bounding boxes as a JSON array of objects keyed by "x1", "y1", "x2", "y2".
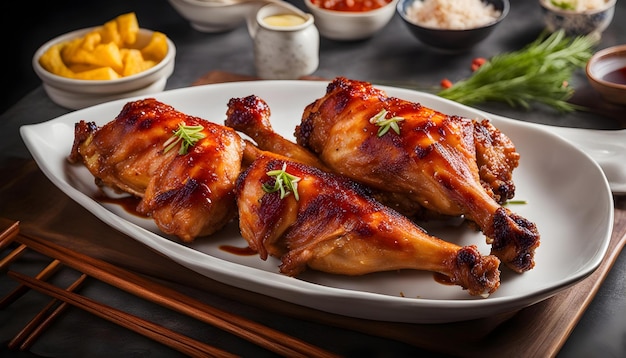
[
  {"x1": 69, "y1": 98, "x2": 244, "y2": 242},
  {"x1": 236, "y1": 154, "x2": 501, "y2": 296},
  {"x1": 295, "y1": 77, "x2": 539, "y2": 273}
]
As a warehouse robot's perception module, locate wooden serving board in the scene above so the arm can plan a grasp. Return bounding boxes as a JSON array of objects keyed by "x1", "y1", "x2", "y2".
[{"x1": 1, "y1": 72, "x2": 625, "y2": 356}]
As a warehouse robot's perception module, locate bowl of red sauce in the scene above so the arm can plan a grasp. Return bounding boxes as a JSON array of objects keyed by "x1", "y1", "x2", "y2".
[
  {"x1": 586, "y1": 44, "x2": 626, "y2": 106},
  {"x1": 304, "y1": 0, "x2": 399, "y2": 40}
]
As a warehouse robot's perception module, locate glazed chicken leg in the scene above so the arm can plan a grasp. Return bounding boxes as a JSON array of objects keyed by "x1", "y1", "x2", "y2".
[
  {"x1": 296, "y1": 77, "x2": 539, "y2": 273},
  {"x1": 225, "y1": 95, "x2": 329, "y2": 170},
  {"x1": 69, "y1": 98, "x2": 244, "y2": 242},
  {"x1": 236, "y1": 154, "x2": 501, "y2": 297},
  {"x1": 225, "y1": 78, "x2": 539, "y2": 273}
]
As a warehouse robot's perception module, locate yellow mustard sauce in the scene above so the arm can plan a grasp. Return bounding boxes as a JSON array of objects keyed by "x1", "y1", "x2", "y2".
[{"x1": 263, "y1": 14, "x2": 306, "y2": 27}]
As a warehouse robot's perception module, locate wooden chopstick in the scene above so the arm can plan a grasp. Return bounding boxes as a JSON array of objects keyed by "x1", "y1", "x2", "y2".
[
  {"x1": 0, "y1": 244, "x2": 27, "y2": 271},
  {"x1": 9, "y1": 270, "x2": 237, "y2": 358},
  {"x1": 9, "y1": 272, "x2": 87, "y2": 350},
  {"x1": 0, "y1": 220, "x2": 19, "y2": 251},
  {"x1": 0, "y1": 258, "x2": 63, "y2": 309},
  {"x1": 15, "y1": 233, "x2": 340, "y2": 358}
]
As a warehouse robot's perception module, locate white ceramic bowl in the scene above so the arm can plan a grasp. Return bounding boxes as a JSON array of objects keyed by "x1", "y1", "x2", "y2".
[
  {"x1": 304, "y1": 0, "x2": 398, "y2": 41},
  {"x1": 539, "y1": 0, "x2": 616, "y2": 37},
  {"x1": 33, "y1": 27, "x2": 176, "y2": 110},
  {"x1": 168, "y1": 0, "x2": 261, "y2": 33},
  {"x1": 586, "y1": 44, "x2": 626, "y2": 105}
]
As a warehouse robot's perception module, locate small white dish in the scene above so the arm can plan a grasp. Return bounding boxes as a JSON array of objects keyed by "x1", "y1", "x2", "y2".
[
  {"x1": 168, "y1": 0, "x2": 261, "y2": 32},
  {"x1": 20, "y1": 81, "x2": 613, "y2": 323},
  {"x1": 304, "y1": 0, "x2": 398, "y2": 40},
  {"x1": 247, "y1": 2, "x2": 319, "y2": 79}
]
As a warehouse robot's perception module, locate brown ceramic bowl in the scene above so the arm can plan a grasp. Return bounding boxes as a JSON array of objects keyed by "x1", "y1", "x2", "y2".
[{"x1": 586, "y1": 44, "x2": 626, "y2": 106}]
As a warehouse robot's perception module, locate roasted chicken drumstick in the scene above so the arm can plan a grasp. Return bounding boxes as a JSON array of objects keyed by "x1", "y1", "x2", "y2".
[
  {"x1": 296, "y1": 77, "x2": 539, "y2": 273},
  {"x1": 225, "y1": 78, "x2": 539, "y2": 273},
  {"x1": 225, "y1": 95, "x2": 329, "y2": 170},
  {"x1": 236, "y1": 154, "x2": 501, "y2": 296},
  {"x1": 69, "y1": 98, "x2": 244, "y2": 242}
]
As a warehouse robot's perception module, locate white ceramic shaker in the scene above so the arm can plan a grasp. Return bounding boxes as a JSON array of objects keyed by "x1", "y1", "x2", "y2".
[{"x1": 248, "y1": 3, "x2": 319, "y2": 79}]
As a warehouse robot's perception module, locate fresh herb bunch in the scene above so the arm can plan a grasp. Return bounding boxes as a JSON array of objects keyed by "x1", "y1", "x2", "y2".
[{"x1": 437, "y1": 30, "x2": 597, "y2": 112}]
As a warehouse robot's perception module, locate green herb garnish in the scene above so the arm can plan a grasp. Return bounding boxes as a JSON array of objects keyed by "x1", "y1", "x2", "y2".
[
  {"x1": 437, "y1": 30, "x2": 597, "y2": 112},
  {"x1": 505, "y1": 200, "x2": 528, "y2": 205},
  {"x1": 163, "y1": 122, "x2": 205, "y2": 155},
  {"x1": 369, "y1": 109, "x2": 405, "y2": 137},
  {"x1": 550, "y1": 0, "x2": 577, "y2": 10},
  {"x1": 262, "y1": 163, "x2": 301, "y2": 201}
]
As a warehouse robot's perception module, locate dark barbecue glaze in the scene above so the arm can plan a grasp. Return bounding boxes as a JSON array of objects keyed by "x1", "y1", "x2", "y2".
[
  {"x1": 69, "y1": 98, "x2": 244, "y2": 242},
  {"x1": 296, "y1": 77, "x2": 538, "y2": 273},
  {"x1": 236, "y1": 155, "x2": 501, "y2": 297}
]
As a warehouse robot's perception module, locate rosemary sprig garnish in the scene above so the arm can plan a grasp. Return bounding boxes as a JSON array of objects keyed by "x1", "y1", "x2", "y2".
[
  {"x1": 369, "y1": 109, "x2": 405, "y2": 137},
  {"x1": 163, "y1": 122, "x2": 205, "y2": 155},
  {"x1": 437, "y1": 30, "x2": 597, "y2": 112},
  {"x1": 505, "y1": 199, "x2": 528, "y2": 205},
  {"x1": 262, "y1": 163, "x2": 301, "y2": 201}
]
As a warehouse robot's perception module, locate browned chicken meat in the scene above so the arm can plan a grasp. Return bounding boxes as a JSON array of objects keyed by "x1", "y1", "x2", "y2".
[
  {"x1": 296, "y1": 77, "x2": 539, "y2": 273},
  {"x1": 236, "y1": 154, "x2": 501, "y2": 296},
  {"x1": 225, "y1": 78, "x2": 540, "y2": 273},
  {"x1": 68, "y1": 98, "x2": 244, "y2": 242},
  {"x1": 225, "y1": 95, "x2": 329, "y2": 170}
]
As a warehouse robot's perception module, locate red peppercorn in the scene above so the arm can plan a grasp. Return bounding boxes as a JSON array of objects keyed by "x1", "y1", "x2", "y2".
[{"x1": 440, "y1": 78, "x2": 453, "y2": 89}]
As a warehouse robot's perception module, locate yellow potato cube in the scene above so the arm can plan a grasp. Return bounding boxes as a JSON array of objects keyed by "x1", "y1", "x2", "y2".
[
  {"x1": 60, "y1": 38, "x2": 83, "y2": 65},
  {"x1": 39, "y1": 12, "x2": 162, "y2": 81},
  {"x1": 92, "y1": 43, "x2": 124, "y2": 71},
  {"x1": 141, "y1": 32, "x2": 168, "y2": 62},
  {"x1": 67, "y1": 63, "x2": 105, "y2": 73},
  {"x1": 72, "y1": 67, "x2": 121, "y2": 80},
  {"x1": 121, "y1": 49, "x2": 156, "y2": 76},
  {"x1": 116, "y1": 12, "x2": 139, "y2": 46},
  {"x1": 81, "y1": 31, "x2": 102, "y2": 51},
  {"x1": 61, "y1": 31, "x2": 103, "y2": 64},
  {"x1": 64, "y1": 42, "x2": 124, "y2": 74},
  {"x1": 39, "y1": 43, "x2": 74, "y2": 78},
  {"x1": 99, "y1": 20, "x2": 122, "y2": 46}
]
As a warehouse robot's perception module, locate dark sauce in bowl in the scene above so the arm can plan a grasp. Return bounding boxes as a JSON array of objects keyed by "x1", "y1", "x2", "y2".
[{"x1": 602, "y1": 66, "x2": 626, "y2": 85}]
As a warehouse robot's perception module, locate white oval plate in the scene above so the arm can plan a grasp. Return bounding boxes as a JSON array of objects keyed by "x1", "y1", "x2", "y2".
[{"x1": 20, "y1": 81, "x2": 614, "y2": 323}]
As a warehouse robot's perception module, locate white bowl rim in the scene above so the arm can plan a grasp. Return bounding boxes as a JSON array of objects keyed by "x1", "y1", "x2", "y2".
[
  {"x1": 32, "y1": 26, "x2": 176, "y2": 87},
  {"x1": 305, "y1": 0, "x2": 399, "y2": 17},
  {"x1": 539, "y1": 0, "x2": 616, "y2": 15},
  {"x1": 397, "y1": 0, "x2": 510, "y2": 31}
]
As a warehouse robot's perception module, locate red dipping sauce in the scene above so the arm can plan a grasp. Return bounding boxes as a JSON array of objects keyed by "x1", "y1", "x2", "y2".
[
  {"x1": 311, "y1": 0, "x2": 392, "y2": 12},
  {"x1": 602, "y1": 66, "x2": 626, "y2": 85}
]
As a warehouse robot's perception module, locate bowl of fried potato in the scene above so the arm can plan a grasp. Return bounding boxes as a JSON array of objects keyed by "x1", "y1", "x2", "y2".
[{"x1": 33, "y1": 12, "x2": 176, "y2": 109}]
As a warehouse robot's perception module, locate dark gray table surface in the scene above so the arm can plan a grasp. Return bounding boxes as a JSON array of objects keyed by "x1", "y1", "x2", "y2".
[{"x1": 1, "y1": 0, "x2": 625, "y2": 356}]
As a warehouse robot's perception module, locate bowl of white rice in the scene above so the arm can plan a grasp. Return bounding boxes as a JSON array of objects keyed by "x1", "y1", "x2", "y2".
[
  {"x1": 539, "y1": 0, "x2": 615, "y2": 38},
  {"x1": 397, "y1": 0, "x2": 509, "y2": 52}
]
